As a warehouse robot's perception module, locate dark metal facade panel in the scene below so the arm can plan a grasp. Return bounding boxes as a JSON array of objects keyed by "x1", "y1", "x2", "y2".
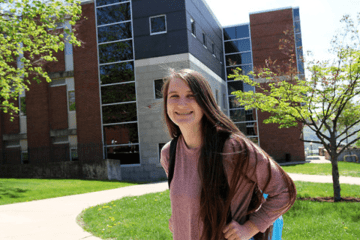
[
  {"x1": 185, "y1": 0, "x2": 224, "y2": 78},
  {"x1": 132, "y1": 0, "x2": 188, "y2": 59}
]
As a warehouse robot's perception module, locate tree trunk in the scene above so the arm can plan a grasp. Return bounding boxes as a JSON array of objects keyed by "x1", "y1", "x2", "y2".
[{"x1": 330, "y1": 154, "x2": 341, "y2": 202}]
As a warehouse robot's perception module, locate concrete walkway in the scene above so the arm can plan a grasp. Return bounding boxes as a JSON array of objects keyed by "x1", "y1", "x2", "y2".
[{"x1": 0, "y1": 159, "x2": 359, "y2": 240}]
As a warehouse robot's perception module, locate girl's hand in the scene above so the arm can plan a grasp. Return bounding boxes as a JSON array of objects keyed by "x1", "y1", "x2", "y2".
[{"x1": 223, "y1": 220, "x2": 259, "y2": 240}]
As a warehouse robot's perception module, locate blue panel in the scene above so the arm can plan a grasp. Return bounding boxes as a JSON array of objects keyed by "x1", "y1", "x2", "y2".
[
  {"x1": 224, "y1": 27, "x2": 236, "y2": 41},
  {"x1": 225, "y1": 39, "x2": 251, "y2": 54},
  {"x1": 97, "y1": 2, "x2": 131, "y2": 26},
  {"x1": 236, "y1": 25, "x2": 249, "y2": 39},
  {"x1": 99, "y1": 40, "x2": 133, "y2": 64},
  {"x1": 294, "y1": 21, "x2": 301, "y2": 33},
  {"x1": 96, "y1": 0, "x2": 129, "y2": 7},
  {"x1": 226, "y1": 52, "x2": 252, "y2": 66},
  {"x1": 293, "y1": 8, "x2": 300, "y2": 21},
  {"x1": 98, "y1": 22, "x2": 132, "y2": 43}
]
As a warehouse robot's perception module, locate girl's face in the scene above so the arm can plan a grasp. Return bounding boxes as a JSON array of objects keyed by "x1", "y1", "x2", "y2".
[{"x1": 167, "y1": 77, "x2": 204, "y2": 129}]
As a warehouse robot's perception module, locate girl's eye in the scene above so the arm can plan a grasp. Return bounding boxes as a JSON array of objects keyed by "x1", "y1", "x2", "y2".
[{"x1": 170, "y1": 95, "x2": 178, "y2": 98}]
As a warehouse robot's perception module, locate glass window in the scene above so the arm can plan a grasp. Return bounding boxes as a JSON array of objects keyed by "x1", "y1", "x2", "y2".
[
  {"x1": 102, "y1": 102, "x2": 137, "y2": 124},
  {"x1": 223, "y1": 27, "x2": 236, "y2": 41},
  {"x1": 295, "y1": 33, "x2": 302, "y2": 47},
  {"x1": 96, "y1": 0, "x2": 129, "y2": 7},
  {"x1": 228, "y1": 81, "x2": 243, "y2": 95},
  {"x1": 294, "y1": 21, "x2": 301, "y2": 33},
  {"x1": 228, "y1": 96, "x2": 242, "y2": 109},
  {"x1": 293, "y1": 8, "x2": 300, "y2": 22},
  {"x1": 212, "y1": 42, "x2": 215, "y2": 55},
  {"x1": 224, "y1": 25, "x2": 249, "y2": 40},
  {"x1": 154, "y1": 79, "x2": 164, "y2": 99},
  {"x1": 202, "y1": 32, "x2": 206, "y2": 46},
  {"x1": 20, "y1": 97, "x2": 26, "y2": 116},
  {"x1": 68, "y1": 91, "x2": 76, "y2": 111},
  {"x1": 225, "y1": 39, "x2": 251, "y2": 54},
  {"x1": 21, "y1": 151, "x2": 29, "y2": 164},
  {"x1": 100, "y1": 61, "x2": 134, "y2": 85},
  {"x1": 106, "y1": 145, "x2": 140, "y2": 165},
  {"x1": 104, "y1": 123, "x2": 139, "y2": 145},
  {"x1": 99, "y1": 40, "x2": 133, "y2": 64},
  {"x1": 98, "y1": 22, "x2": 132, "y2": 43},
  {"x1": 230, "y1": 109, "x2": 246, "y2": 122},
  {"x1": 101, "y1": 83, "x2": 136, "y2": 104},
  {"x1": 150, "y1": 15, "x2": 166, "y2": 34},
  {"x1": 235, "y1": 122, "x2": 257, "y2": 136},
  {"x1": 70, "y1": 148, "x2": 78, "y2": 161},
  {"x1": 191, "y1": 18, "x2": 196, "y2": 35},
  {"x1": 96, "y1": 2, "x2": 131, "y2": 26},
  {"x1": 226, "y1": 65, "x2": 253, "y2": 79},
  {"x1": 236, "y1": 25, "x2": 250, "y2": 39},
  {"x1": 226, "y1": 52, "x2": 252, "y2": 66}
]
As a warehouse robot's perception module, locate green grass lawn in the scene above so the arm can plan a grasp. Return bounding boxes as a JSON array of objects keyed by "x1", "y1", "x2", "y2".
[
  {"x1": 282, "y1": 161, "x2": 360, "y2": 177},
  {"x1": 78, "y1": 182, "x2": 360, "y2": 240},
  {"x1": 0, "y1": 178, "x2": 136, "y2": 205}
]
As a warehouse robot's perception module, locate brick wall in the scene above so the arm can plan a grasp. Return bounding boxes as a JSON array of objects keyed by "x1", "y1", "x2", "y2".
[
  {"x1": 45, "y1": 48, "x2": 66, "y2": 73},
  {"x1": 2, "y1": 98, "x2": 20, "y2": 135},
  {"x1": 251, "y1": 9, "x2": 305, "y2": 162},
  {"x1": 49, "y1": 86, "x2": 68, "y2": 130},
  {"x1": 73, "y1": 2, "x2": 103, "y2": 159}
]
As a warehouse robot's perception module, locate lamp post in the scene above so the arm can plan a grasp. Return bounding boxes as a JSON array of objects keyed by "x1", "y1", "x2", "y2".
[{"x1": 310, "y1": 142, "x2": 313, "y2": 156}]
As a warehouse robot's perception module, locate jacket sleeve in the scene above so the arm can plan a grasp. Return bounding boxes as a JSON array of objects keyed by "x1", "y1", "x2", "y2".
[{"x1": 224, "y1": 135, "x2": 296, "y2": 233}]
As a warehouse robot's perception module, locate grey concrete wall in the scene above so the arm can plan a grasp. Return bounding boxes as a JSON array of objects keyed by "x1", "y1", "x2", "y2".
[{"x1": 337, "y1": 148, "x2": 360, "y2": 163}]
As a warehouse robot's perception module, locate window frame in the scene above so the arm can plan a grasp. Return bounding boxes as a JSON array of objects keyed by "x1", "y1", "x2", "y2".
[{"x1": 149, "y1": 14, "x2": 167, "y2": 35}]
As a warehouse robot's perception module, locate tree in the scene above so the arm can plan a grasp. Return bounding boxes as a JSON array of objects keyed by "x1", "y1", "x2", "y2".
[
  {"x1": 0, "y1": 0, "x2": 82, "y2": 119},
  {"x1": 230, "y1": 13, "x2": 360, "y2": 202}
]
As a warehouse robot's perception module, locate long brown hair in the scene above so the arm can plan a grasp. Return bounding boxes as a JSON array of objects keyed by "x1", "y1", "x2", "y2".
[{"x1": 162, "y1": 69, "x2": 296, "y2": 240}]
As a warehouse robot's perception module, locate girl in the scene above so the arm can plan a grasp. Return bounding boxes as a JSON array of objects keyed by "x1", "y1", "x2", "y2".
[{"x1": 160, "y1": 69, "x2": 296, "y2": 240}]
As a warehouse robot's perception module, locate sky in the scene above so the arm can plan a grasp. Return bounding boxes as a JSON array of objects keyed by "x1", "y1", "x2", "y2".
[{"x1": 205, "y1": 0, "x2": 359, "y2": 62}]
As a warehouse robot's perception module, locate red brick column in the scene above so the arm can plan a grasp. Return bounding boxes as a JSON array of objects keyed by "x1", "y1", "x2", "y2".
[{"x1": 73, "y1": 2, "x2": 103, "y2": 161}]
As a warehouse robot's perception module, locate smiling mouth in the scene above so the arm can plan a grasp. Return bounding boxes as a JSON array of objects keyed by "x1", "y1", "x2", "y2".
[{"x1": 176, "y1": 111, "x2": 193, "y2": 115}]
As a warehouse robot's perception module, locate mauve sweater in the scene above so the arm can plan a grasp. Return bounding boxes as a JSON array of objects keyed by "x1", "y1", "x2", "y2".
[{"x1": 160, "y1": 133, "x2": 295, "y2": 240}]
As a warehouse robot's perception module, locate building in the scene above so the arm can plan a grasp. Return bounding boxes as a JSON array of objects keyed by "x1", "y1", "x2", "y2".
[{"x1": 0, "y1": 0, "x2": 305, "y2": 181}]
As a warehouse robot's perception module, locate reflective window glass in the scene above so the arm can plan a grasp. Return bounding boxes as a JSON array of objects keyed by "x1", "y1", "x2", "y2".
[
  {"x1": 106, "y1": 145, "x2": 140, "y2": 164},
  {"x1": 20, "y1": 97, "x2": 26, "y2": 116},
  {"x1": 226, "y1": 52, "x2": 252, "y2": 66},
  {"x1": 228, "y1": 96, "x2": 242, "y2": 109},
  {"x1": 230, "y1": 109, "x2": 246, "y2": 122},
  {"x1": 150, "y1": 15, "x2": 166, "y2": 34},
  {"x1": 100, "y1": 62, "x2": 134, "y2": 85},
  {"x1": 294, "y1": 21, "x2": 301, "y2": 33},
  {"x1": 236, "y1": 25, "x2": 250, "y2": 39},
  {"x1": 223, "y1": 27, "x2": 235, "y2": 41},
  {"x1": 154, "y1": 79, "x2": 164, "y2": 99},
  {"x1": 102, "y1": 103, "x2": 137, "y2": 124},
  {"x1": 295, "y1": 34, "x2": 302, "y2": 47},
  {"x1": 68, "y1": 91, "x2": 76, "y2": 111},
  {"x1": 225, "y1": 39, "x2": 251, "y2": 54},
  {"x1": 96, "y1": 0, "x2": 129, "y2": 7},
  {"x1": 191, "y1": 18, "x2": 196, "y2": 35},
  {"x1": 97, "y1": 2, "x2": 130, "y2": 26},
  {"x1": 293, "y1": 8, "x2": 300, "y2": 21},
  {"x1": 235, "y1": 122, "x2": 257, "y2": 136},
  {"x1": 104, "y1": 123, "x2": 139, "y2": 145},
  {"x1": 99, "y1": 40, "x2": 133, "y2": 64},
  {"x1": 228, "y1": 81, "x2": 243, "y2": 95},
  {"x1": 101, "y1": 83, "x2": 136, "y2": 104},
  {"x1": 226, "y1": 65, "x2": 253, "y2": 79},
  {"x1": 98, "y1": 22, "x2": 132, "y2": 43}
]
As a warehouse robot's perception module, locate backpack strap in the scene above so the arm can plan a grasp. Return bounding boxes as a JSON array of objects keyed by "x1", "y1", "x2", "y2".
[{"x1": 168, "y1": 135, "x2": 179, "y2": 189}]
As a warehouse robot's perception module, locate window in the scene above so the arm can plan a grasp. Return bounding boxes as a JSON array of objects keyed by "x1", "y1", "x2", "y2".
[
  {"x1": 150, "y1": 15, "x2": 167, "y2": 35},
  {"x1": 215, "y1": 89, "x2": 219, "y2": 104},
  {"x1": 68, "y1": 91, "x2": 76, "y2": 111},
  {"x1": 70, "y1": 148, "x2": 78, "y2": 161},
  {"x1": 20, "y1": 97, "x2": 26, "y2": 116},
  {"x1": 202, "y1": 32, "x2": 206, "y2": 47},
  {"x1": 212, "y1": 42, "x2": 215, "y2": 56},
  {"x1": 190, "y1": 18, "x2": 196, "y2": 36},
  {"x1": 154, "y1": 79, "x2": 164, "y2": 99},
  {"x1": 21, "y1": 151, "x2": 29, "y2": 164}
]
